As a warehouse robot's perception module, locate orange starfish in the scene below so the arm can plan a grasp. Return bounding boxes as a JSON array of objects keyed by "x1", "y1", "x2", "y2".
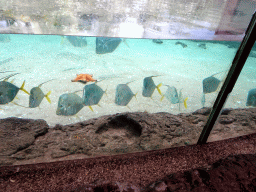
[{"x1": 71, "y1": 74, "x2": 97, "y2": 84}]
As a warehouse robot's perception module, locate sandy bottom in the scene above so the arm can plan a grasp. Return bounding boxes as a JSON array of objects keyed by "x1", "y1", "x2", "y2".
[{"x1": 0, "y1": 35, "x2": 256, "y2": 126}]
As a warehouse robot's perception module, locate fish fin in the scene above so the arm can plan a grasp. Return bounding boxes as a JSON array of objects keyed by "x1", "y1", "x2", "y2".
[
  {"x1": 1, "y1": 73, "x2": 19, "y2": 81},
  {"x1": 12, "y1": 101, "x2": 28, "y2": 108},
  {"x1": 73, "y1": 90, "x2": 83, "y2": 94},
  {"x1": 45, "y1": 91, "x2": 51, "y2": 104},
  {"x1": 211, "y1": 70, "x2": 227, "y2": 77},
  {"x1": 60, "y1": 36, "x2": 65, "y2": 44},
  {"x1": 10, "y1": 79, "x2": 14, "y2": 83},
  {"x1": 134, "y1": 92, "x2": 138, "y2": 101},
  {"x1": 39, "y1": 79, "x2": 55, "y2": 87},
  {"x1": 126, "y1": 105, "x2": 131, "y2": 110},
  {"x1": 160, "y1": 95, "x2": 165, "y2": 102},
  {"x1": 123, "y1": 39, "x2": 130, "y2": 48},
  {"x1": 183, "y1": 97, "x2": 188, "y2": 109},
  {"x1": 156, "y1": 83, "x2": 163, "y2": 96},
  {"x1": 104, "y1": 88, "x2": 108, "y2": 96},
  {"x1": 89, "y1": 106, "x2": 94, "y2": 112},
  {"x1": 126, "y1": 80, "x2": 136, "y2": 85},
  {"x1": 97, "y1": 104, "x2": 101, "y2": 108},
  {"x1": 150, "y1": 75, "x2": 162, "y2": 78},
  {"x1": 20, "y1": 81, "x2": 30, "y2": 95}
]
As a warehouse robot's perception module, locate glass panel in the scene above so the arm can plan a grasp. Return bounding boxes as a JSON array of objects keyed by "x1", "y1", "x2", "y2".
[
  {"x1": 0, "y1": 34, "x2": 240, "y2": 166},
  {"x1": 208, "y1": 42, "x2": 256, "y2": 142},
  {"x1": 0, "y1": 0, "x2": 255, "y2": 40}
]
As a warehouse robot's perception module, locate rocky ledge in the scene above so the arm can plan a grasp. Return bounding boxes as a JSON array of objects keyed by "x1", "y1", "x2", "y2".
[{"x1": 1, "y1": 107, "x2": 256, "y2": 166}]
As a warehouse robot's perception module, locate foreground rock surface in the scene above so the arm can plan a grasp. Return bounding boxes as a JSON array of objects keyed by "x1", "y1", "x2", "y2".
[{"x1": 1, "y1": 107, "x2": 256, "y2": 166}]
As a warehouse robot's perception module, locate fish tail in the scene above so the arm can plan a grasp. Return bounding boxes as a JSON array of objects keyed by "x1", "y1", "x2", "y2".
[
  {"x1": 156, "y1": 83, "x2": 163, "y2": 96},
  {"x1": 160, "y1": 95, "x2": 165, "y2": 102},
  {"x1": 20, "y1": 81, "x2": 30, "y2": 95},
  {"x1": 184, "y1": 97, "x2": 188, "y2": 109},
  {"x1": 89, "y1": 106, "x2": 94, "y2": 112},
  {"x1": 45, "y1": 91, "x2": 52, "y2": 104},
  {"x1": 104, "y1": 88, "x2": 108, "y2": 96}
]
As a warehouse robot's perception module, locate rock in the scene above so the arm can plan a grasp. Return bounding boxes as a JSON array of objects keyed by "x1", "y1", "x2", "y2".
[
  {"x1": 0, "y1": 118, "x2": 48, "y2": 156},
  {"x1": 1, "y1": 108, "x2": 256, "y2": 166}
]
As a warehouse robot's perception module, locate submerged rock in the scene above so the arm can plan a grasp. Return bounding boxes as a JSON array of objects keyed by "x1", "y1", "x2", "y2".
[{"x1": 1, "y1": 107, "x2": 256, "y2": 166}]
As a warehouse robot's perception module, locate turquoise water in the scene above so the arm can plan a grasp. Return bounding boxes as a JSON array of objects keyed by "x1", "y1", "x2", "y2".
[{"x1": 0, "y1": 34, "x2": 255, "y2": 126}]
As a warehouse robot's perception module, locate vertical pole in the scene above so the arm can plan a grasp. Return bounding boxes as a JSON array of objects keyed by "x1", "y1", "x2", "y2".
[{"x1": 197, "y1": 10, "x2": 256, "y2": 145}]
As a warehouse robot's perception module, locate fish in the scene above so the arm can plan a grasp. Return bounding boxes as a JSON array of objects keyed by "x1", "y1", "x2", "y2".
[
  {"x1": 203, "y1": 76, "x2": 221, "y2": 94},
  {"x1": 29, "y1": 80, "x2": 53, "y2": 108},
  {"x1": 71, "y1": 74, "x2": 97, "y2": 84},
  {"x1": 96, "y1": 37, "x2": 122, "y2": 54},
  {"x1": 83, "y1": 83, "x2": 106, "y2": 111},
  {"x1": 246, "y1": 89, "x2": 256, "y2": 107},
  {"x1": 202, "y1": 71, "x2": 227, "y2": 94},
  {"x1": 249, "y1": 52, "x2": 256, "y2": 58},
  {"x1": 197, "y1": 43, "x2": 207, "y2": 49},
  {"x1": 0, "y1": 79, "x2": 29, "y2": 105},
  {"x1": 160, "y1": 85, "x2": 179, "y2": 104},
  {"x1": 175, "y1": 41, "x2": 187, "y2": 48},
  {"x1": 161, "y1": 86, "x2": 188, "y2": 110},
  {"x1": 152, "y1": 39, "x2": 163, "y2": 44},
  {"x1": 115, "y1": 82, "x2": 137, "y2": 107},
  {"x1": 56, "y1": 93, "x2": 84, "y2": 116},
  {"x1": 66, "y1": 36, "x2": 87, "y2": 47},
  {"x1": 142, "y1": 76, "x2": 162, "y2": 98}
]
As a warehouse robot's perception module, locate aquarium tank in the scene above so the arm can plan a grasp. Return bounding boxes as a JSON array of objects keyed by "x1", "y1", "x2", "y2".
[{"x1": 0, "y1": 0, "x2": 256, "y2": 166}]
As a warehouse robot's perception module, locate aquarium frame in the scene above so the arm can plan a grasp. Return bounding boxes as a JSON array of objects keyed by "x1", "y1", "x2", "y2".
[{"x1": 197, "y1": 10, "x2": 256, "y2": 145}]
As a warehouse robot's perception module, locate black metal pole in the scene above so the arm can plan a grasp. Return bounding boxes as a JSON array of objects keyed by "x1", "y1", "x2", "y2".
[{"x1": 197, "y1": 10, "x2": 256, "y2": 145}]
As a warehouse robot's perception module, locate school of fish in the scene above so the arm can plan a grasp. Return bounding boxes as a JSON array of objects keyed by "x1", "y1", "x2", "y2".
[{"x1": 0, "y1": 73, "x2": 189, "y2": 117}]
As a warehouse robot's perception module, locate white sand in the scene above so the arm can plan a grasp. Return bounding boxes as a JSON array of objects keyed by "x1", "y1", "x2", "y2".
[{"x1": 0, "y1": 35, "x2": 255, "y2": 126}]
